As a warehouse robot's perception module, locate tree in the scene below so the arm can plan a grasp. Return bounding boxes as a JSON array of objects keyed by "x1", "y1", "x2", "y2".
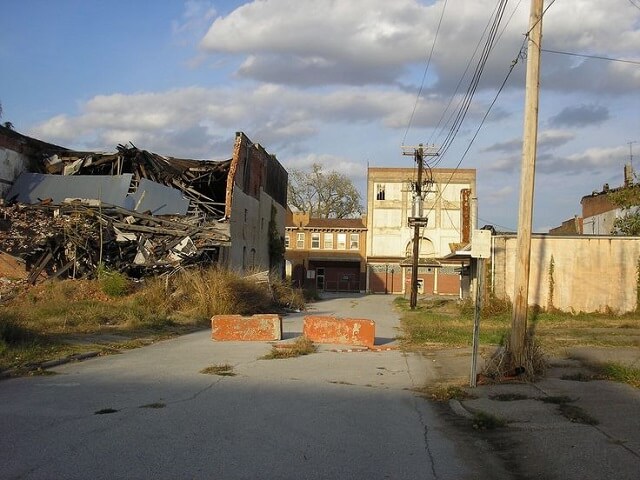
[
  {"x1": 287, "y1": 163, "x2": 363, "y2": 218},
  {"x1": 609, "y1": 183, "x2": 640, "y2": 235}
]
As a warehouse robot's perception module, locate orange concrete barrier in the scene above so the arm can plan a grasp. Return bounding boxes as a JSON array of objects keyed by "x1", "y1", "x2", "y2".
[
  {"x1": 303, "y1": 316, "x2": 375, "y2": 347},
  {"x1": 211, "y1": 314, "x2": 282, "y2": 341}
]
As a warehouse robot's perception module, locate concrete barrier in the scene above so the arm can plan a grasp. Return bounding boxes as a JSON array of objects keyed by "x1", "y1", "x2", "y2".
[
  {"x1": 303, "y1": 316, "x2": 375, "y2": 347},
  {"x1": 211, "y1": 314, "x2": 282, "y2": 341}
]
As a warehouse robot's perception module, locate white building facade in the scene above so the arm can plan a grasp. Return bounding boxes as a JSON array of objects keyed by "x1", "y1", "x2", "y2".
[{"x1": 366, "y1": 167, "x2": 476, "y2": 295}]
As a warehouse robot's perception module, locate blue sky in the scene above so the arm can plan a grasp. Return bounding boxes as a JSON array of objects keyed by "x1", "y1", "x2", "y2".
[{"x1": 1, "y1": 0, "x2": 639, "y2": 231}]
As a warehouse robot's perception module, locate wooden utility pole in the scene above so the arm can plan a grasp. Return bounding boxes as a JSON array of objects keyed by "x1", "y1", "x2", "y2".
[
  {"x1": 402, "y1": 145, "x2": 437, "y2": 310},
  {"x1": 510, "y1": 0, "x2": 544, "y2": 366},
  {"x1": 410, "y1": 146, "x2": 424, "y2": 309},
  {"x1": 470, "y1": 258, "x2": 484, "y2": 386}
]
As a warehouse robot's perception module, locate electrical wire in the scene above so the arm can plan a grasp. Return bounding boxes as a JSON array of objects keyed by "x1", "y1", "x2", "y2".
[
  {"x1": 478, "y1": 217, "x2": 516, "y2": 232},
  {"x1": 628, "y1": 0, "x2": 640, "y2": 11},
  {"x1": 430, "y1": 0, "x2": 510, "y2": 167},
  {"x1": 424, "y1": 0, "x2": 559, "y2": 219},
  {"x1": 428, "y1": 0, "x2": 555, "y2": 234},
  {"x1": 402, "y1": 0, "x2": 449, "y2": 146},
  {"x1": 423, "y1": 37, "x2": 526, "y2": 220},
  {"x1": 427, "y1": 0, "x2": 502, "y2": 147},
  {"x1": 541, "y1": 48, "x2": 640, "y2": 66},
  {"x1": 525, "y1": 0, "x2": 557, "y2": 37}
]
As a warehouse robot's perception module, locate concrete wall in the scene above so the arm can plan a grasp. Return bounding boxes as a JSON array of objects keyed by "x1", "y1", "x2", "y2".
[
  {"x1": 583, "y1": 210, "x2": 622, "y2": 235},
  {"x1": 228, "y1": 188, "x2": 285, "y2": 272},
  {"x1": 492, "y1": 235, "x2": 640, "y2": 313}
]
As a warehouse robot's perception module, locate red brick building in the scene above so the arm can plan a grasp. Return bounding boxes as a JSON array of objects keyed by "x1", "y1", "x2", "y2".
[{"x1": 285, "y1": 211, "x2": 367, "y2": 292}]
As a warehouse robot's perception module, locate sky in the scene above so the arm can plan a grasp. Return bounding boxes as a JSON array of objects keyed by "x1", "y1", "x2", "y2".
[{"x1": 1, "y1": 0, "x2": 639, "y2": 232}]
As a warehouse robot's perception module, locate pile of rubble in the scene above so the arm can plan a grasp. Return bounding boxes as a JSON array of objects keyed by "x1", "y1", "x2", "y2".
[
  {"x1": 0, "y1": 202, "x2": 230, "y2": 283},
  {"x1": 0, "y1": 143, "x2": 234, "y2": 284}
]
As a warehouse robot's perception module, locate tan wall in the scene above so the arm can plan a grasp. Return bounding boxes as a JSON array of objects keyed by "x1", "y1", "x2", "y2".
[
  {"x1": 493, "y1": 235, "x2": 640, "y2": 313},
  {"x1": 366, "y1": 167, "x2": 476, "y2": 260},
  {"x1": 227, "y1": 188, "x2": 285, "y2": 273}
]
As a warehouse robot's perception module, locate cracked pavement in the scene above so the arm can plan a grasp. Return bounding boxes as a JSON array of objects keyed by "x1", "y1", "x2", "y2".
[{"x1": 0, "y1": 294, "x2": 506, "y2": 480}]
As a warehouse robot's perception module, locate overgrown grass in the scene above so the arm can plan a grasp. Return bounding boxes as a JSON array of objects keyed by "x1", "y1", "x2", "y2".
[
  {"x1": 262, "y1": 337, "x2": 317, "y2": 359},
  {"x1": 558, "y1": 404, "x2": 599, "y2": 425},
  {"x1": 490, "y1": 393, "x2": 529, "y2": 401},
  {"x1": 399, "y1": 297, "x2": 509, "y2": 348},
  {"x1": 595, "y1": 362, "x2": 640, "y2": 388},
  {"x1": 200, "y1": 363, "x2": 236, "y2": 376},
  {"x1": 398, "y1": 296, "x2": 640, "y2": 352},
  {"x1": 420, "y1": 384, "x2": 476, "y2": 402},
  {"x1": 472, "y1": 411, "x2": 507, "y2": 430},
  {"x1": 97, "y1": 266, "x2": 131, "y2": 297},
  {"x1": 0, "y1": 268, "x2": 306, "y2": 373}
]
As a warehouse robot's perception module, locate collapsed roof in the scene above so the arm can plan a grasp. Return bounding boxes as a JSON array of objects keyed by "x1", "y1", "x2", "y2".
[
  {"x1": 8, "y1": 142, "x2": 232, "y2": 219},
  {"x1": 0, "y1": 128, "x2": 242, "y2": 280}
]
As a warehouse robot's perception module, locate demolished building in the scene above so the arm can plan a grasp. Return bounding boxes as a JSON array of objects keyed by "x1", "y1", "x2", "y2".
[{"x1": 0, "y1": 126, "x2": 288, "y2": 281}]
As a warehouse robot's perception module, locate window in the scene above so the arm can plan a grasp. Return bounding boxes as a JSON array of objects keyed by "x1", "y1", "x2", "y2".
[
  {"x1": 337, "y1": 233, "x2": 346, "y2": 250},
  {"x1": 296, "y1": 233, "x2": 305, "y2": 249},
  {"x1": 285, "y1": 235, "x2": 290, "y2": 248},
  {"x1": 376, "y1": 184, "x2": 386, "y2": 200},
  {"x1": 323, "y1": 233, "x2": 334, "y2": 250},
  {"x1": 350, "y1": 233, "x2": 359, "y2": 250},
  {"x1": 311, "y1": 233, "x2": 320, "y2": 249}
]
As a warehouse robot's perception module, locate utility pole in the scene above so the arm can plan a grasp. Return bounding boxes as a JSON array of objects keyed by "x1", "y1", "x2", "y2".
[
  {"x1": 410, "y1": 146, "x2": 424, "y2": 310},
  {"x1": 403, "y1": 145, "x2": 437, "y2": 309},
  {"x1": 510, "y1": 0, "x2": 544, "y2": 366}
]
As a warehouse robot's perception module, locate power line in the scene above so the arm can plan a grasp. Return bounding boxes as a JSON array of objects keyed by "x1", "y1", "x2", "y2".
[
  {"x1": 431, "y1": 0, "x2": 510, "y2": 166},
  {"x1": 423, "y1": 37, "x2": 526, "y2": 221},
  {"x1": 427, "y1": 0, "x2": 503, "y2": 146},
  {"x1": 525, "y1": 0, "x2": 556, "y2": 36},
  {"x1": 425, "y1": 0, "x2": 559, "y2": 215},
  {"x1": 402, "y1": 0, "x2": 449, "y2": 146},
  {"x1": 627, "y1": 0, "x2": 640, "y2": 11},
  {"x1": 478, "y1": 217, "x2": 516, "y2": 232},
  {"x1": 542, "y1": 48, "x2": 640, "y2": 66}
]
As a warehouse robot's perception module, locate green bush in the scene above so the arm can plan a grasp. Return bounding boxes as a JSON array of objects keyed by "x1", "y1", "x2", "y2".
[{"x1": 99, "y1": 270, "x2": 131, "y2": 297}]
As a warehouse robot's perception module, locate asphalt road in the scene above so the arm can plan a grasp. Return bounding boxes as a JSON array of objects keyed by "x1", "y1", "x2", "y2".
[{"x1": 0, "y1": 294, "x2": 498, "y2": 480}]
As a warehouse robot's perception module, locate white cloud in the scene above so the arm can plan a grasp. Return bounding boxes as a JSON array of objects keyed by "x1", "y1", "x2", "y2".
[
  {"x1": 15, "y1": 0, "x2": 640, "y2": 233},
  {"x1": 197, "y1": 0, "x2": 640, "y2": 95},
  {"x1": 28, "y1": 83, "x2": 502, "y2": 156},
  {"x1": 538, "y1": 146, "x2": 629, "y2": 174},
  {"x1": 485, "y1": 185, "x2": 514, "y2": 204},
  {"x1": 173, "y1": 1, "x2": 217, "y2": 45}
]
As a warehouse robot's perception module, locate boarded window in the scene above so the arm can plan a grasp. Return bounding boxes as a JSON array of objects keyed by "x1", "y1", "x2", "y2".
[{"x1": 337, "y1": 233, "x2": 347, "y2": 250}]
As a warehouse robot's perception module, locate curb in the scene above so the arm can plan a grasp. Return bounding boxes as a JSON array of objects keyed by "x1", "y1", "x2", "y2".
[{"x1": 449, "y1": 399, "x2": 475, "y2": 419}]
